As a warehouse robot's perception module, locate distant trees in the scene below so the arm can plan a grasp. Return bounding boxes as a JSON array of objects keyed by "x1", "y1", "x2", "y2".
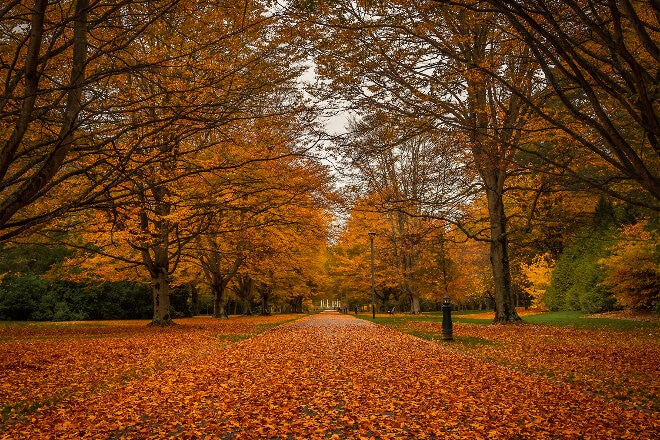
[
  {"x1": 336, "y1": 112, "x2": 467, "y2": 313},
  {"x1": 291, "y1": 0, "x2": 658, "y2": 318}
]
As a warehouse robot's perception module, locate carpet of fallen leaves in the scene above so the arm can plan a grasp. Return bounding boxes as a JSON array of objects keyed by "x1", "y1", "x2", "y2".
[
  {"x1": 408, "y1": 319, "x2": 660, "y2": 412},
  {"x1": 2, "y1": 312, "x2": 659, "y2": 439},
  {"x1": 0, "y1": 315, "x2": 295, "y2": 424}
]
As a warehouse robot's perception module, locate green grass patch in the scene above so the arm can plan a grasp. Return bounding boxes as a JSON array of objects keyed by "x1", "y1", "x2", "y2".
[
  {"x1": 217, "y1": 333, "x2": 253, "y2": 342},
  {"x1": 407, "y1": 329, "x2": 439, "y2": 340},
  {"x1": 356, "y1": 314, "x2": 498, "y2": 350},
  {"x1": 358, "y1": 310, "x2": 658, "y2": 330},
  {"x1": 452, "y1": 335, "x2": 497, "y2": 349},
  {"x1": 523, "y1": 311, "x2": 659, "y2": 331},
  {"x1": 356, "y1": 312, "x2": 494, "y2": 329},
  {"x1": 2, "y1": 395, "x2": 64, "y2": 422}
]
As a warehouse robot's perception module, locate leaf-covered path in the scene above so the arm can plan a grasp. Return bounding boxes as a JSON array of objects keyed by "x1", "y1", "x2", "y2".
[{"x1": 5, "y1": 312, "x2": 659, "y2": 439}]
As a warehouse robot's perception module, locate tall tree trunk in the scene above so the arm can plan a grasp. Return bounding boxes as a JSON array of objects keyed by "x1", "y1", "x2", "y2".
[
  {"x1": 402, "y1": 279, "x2": 421, "y2": 314},
  {"x1": 290, "y1": 295, "x2": 304, "y2": 313},
  {"x1": 468, "y1": 38, "x2": 522, "y2": 323},
  {"x1": 199, "y1": 246, "x2": 241, "y2": 319},
  {"x1": 486, "y1": 186, "x2": 522, "y2": 323},
  {"x1": 410, "y1": 294, "x2": 421, "y2": 315},
  {"x1": 259, "y1": 285, "x2": 272, "y2": 316},
  {"x1": 142, "y1": 223, "x2": 173, "y2": 326}
]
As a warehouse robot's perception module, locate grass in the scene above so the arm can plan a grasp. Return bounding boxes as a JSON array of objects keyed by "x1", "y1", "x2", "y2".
[
  {"x1": 359, "y1": 309, "x2": 659, "y2": 331},
  {"x1": 522, "y1": 310, "x2": 658, "y2": 331}
]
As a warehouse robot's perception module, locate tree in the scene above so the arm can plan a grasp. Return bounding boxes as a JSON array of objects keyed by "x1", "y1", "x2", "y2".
[
  {"x1": 188, "y1": 108, "x2": 333, "y2": 317},
  {"x1": 293, "y1": 1, "x2": 542, "y2": 321},
  {"x1": 231, "y1": 274, "x2": 255, "y2": 315},
  {"x1": 338, "y1": 112, "x2": 466, "y2": 313},
  {"x1": 0, "y1": 0, "x2": 192, "y2": 242},
  {"x1": 600, "y1": 220, "x2": 660, "y2": 311},
  {"x1": 0, "y1": 0, "x2": 89, "y2": 239},
  {"x1": 519, "y1": 253, "x2": 554, "y2": 309},
  {"x1": 43, "y1": 0, "x2": 317, "y2": 325},
  {"x1": 327, "y1": 194, "x2": 454, "y2": 313},
  {"x1": 433, "y1": 0, "x2": 660, "y2": 210},
  {"x1": 544, "y1": 225, "x2": 617, "y2": 313}
]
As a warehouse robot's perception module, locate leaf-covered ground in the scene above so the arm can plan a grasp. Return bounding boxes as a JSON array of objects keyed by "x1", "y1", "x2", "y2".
[
  {"x1": 411, "y1": 321, "x2": 660, "y2": 412},
  {"x1": 2, "y1": 312, "x2": 659, "y2": 439},
  {"x1": 371, "y1": 311, "x2": 660, "y2": 413},
  {"x1": 0, "y1": 315, "x2": 296, "y2": 423}
]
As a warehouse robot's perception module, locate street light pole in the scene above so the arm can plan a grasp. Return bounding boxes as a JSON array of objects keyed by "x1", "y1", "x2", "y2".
[{"x1": 368, "y1": 231, "x2": 376, "y2": 319}]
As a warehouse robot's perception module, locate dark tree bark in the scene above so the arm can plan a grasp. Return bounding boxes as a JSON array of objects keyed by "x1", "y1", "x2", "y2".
[
  {"x1": 200, "y1": 243, "x2": 242, "y2": 319},
  {"x1": 210, "y1": 276, "x2": 229, "y2": 319},
  {"x1": 148, "y1": 268, "x2": 172, "y2": 326},
  {"x1": 258, "y1": 283, "x2": 273, "y2": 316}
]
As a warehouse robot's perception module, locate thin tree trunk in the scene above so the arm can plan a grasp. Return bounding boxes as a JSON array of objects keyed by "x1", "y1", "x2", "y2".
[
  {"x1": 260, "y1": 288, "x2": 271, "y2": 315},
  {"x1": 190, "y1": 283, "x2": 199, "y2": 316}
]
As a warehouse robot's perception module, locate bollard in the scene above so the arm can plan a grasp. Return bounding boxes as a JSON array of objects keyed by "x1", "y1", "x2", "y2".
[{"x1": 442, "y1": 294, "x2": 453, "y2": 341}]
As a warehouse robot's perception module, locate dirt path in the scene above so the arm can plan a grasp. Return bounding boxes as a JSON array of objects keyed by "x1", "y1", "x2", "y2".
[{"x1": 4, "y1": 312, "x2": 659, "y2": 439}]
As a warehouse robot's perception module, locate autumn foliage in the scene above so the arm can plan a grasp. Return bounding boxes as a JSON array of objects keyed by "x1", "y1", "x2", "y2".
[
  {"x1": 1, "y1": 0, "x2": 659, "y2": 435},
  {"x1": 1, "y1": 313, "x2": 658, "y2": 439},
  {"x1": 0, "y1": 316, "x2": 296, "y2": 425}
]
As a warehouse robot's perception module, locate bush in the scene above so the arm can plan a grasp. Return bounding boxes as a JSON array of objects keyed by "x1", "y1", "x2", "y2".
[
  {"x1": 545, "y1": 227, "x2": 616, "y2": 313},
  {"x1": 0, "y1": 276, "x2": 152, "y2": 321},
  {"x1": 0, "y1": 243, "x2": 154, "y2": 321},
  {"x1": 600, "y1": 221, "x2": 660, "y2": 310},
  {"x1": 0, "y1": 274, "x2": 47, "y2": 320},
  {"x1": 52, "y1": 301, "x2": 88, "y2": 322}
]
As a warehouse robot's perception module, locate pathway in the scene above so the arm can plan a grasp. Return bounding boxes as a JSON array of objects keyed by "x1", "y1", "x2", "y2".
[{"x1": 4, "y1": 312, "x2": 659, "y2": 439}]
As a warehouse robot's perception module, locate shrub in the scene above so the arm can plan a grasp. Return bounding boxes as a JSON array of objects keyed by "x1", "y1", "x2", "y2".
[
  {"x1": 600, "y1": 221, "x2": 660, "y2": 310},
  {"x1": 545, "y1": 227, "x2": 616, "y2": 313}
]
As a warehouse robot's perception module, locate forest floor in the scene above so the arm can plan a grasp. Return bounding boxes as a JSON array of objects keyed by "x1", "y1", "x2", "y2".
[{"x1": 1, "y1": 312, "x2": 659, "y2": 439}]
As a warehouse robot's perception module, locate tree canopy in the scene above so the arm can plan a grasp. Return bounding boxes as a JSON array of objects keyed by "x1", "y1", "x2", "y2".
[{"x1": 0, "y1": 0, "x2": 657, "y2": 323}]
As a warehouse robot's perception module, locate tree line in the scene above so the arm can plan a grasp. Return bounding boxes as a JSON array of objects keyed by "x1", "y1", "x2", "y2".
[
  {"x1": 0, "y1": 1, "x2": 658, "y2": 324},
  {"x1": 1, "y1": 1, "x2": 333, "y2": 324},
  {"x1": 293, "y1": 0, "x2": 659, "y2": 319}
]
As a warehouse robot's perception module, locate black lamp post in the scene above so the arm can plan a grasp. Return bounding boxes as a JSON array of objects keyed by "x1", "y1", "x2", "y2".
[
  {"x1": 368, "y1": 231, "x2": 376, "y2": 319},
  {"x1": 442, "y1": 294, "x2": 453, "y2": 341}
]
